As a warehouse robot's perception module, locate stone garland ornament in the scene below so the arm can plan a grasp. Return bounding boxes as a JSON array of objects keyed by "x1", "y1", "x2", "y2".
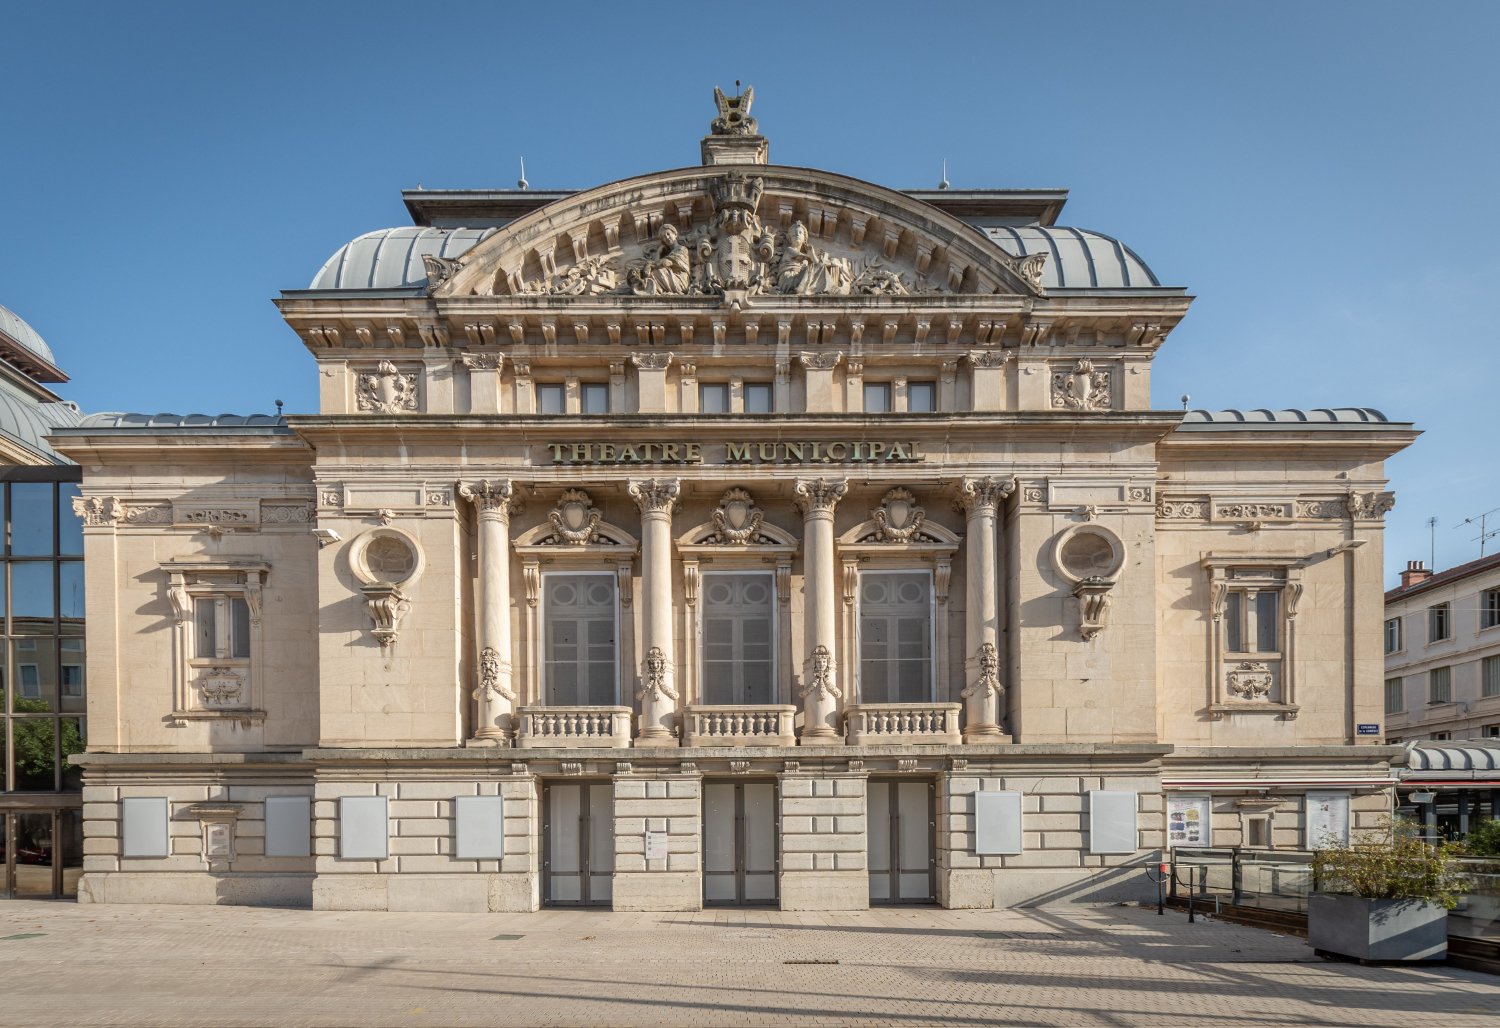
[
  {"x1": 869, "y1": 488, "x2": 927, "y2": 543},
  {"x1": 357, "y1": 361, "x2": 419, "y2": 414},
  {"x1": 1155, "y1": 498, "x2": 1211, "y2": 519},
  {"x1": 197, "y1": 667, "x2": 245, "y2": 707},
  {"x1": 707, "y1": 488, "x2": 766, "y2": 544},
  {"x1": 962, "y1": 642, "x2": 1005, "y2": 737},
  {"x1": 547, "y1": 490, "x2": 604, "y2": 545},
  {"x1": 1228, "y1": 661, "x2": 1274, "y2": 701}
]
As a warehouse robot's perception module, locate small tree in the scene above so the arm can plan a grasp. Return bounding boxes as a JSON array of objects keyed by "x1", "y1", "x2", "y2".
[
  {"x1": 1467, "y1": 818, "x2": 1500, "y2": 858},
  {"x1": 1311, "y1": 815, "x2": 1469, "y2": 909}
]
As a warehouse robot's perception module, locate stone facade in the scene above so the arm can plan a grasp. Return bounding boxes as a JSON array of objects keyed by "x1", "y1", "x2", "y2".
[{"x1": 52, "y1": 92, "x2": 1417, "y2": 911}]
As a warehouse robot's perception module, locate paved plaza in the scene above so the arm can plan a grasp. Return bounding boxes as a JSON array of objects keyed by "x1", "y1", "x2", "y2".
[{"x1": 3, "y1": 901, "x2": 1499, "y2": 1026}]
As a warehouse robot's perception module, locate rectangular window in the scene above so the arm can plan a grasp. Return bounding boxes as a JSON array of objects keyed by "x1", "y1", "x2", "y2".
[
  {"x1": 1429, "y1": 602, "x2": 1451, "y2": 642},
  {"x1": 11, "y1": 482, "x2": 54, "y2": 556},
  {"x1": 1485, "y1": 655, "x2": 1500, "y2": 698},
  {"x1": 194, "y1": 598, "x2": 216, "y2": 659},
  {"x1": 743, "y1": 383, "x2": 772, "y2": 413},
  {"x1": 1430, "y1": 731, "x2": 1451, "y2": 741},
  {"x1": 1225, "y1": 592, "x2": 1243, "y2": 653},
  {"x1": 1484, "y1": 725, "x2": 1500, "y2": 738},
  {"x1": 1385, "y1": 677, "x2": 1404, "y2": 714},
  {"x1": 863, "y1": 382, "x2": 891, "y2": 413},
  {"x1": 230, "y1": 598, "x2": 251, "y2": 659},
  {"x1": 580, "y1": 383, "x2": 609, "y2": 414},
  {"x1": 700, "y1": 573, "x2": 774, "y2": 705},
  {"x1": 907, "y1": 381, "x2": 936, "y2": 413},
  {"x1": 859, "y1": 571, "x2": 932, "y2": 703},
  {"x1": 1430, "y1": 665, "x2": 1452, "y2": 704},
  {"x1": 1385, "y1": 617, "x2": 1402, "y2": 654},
  {"x1": 700, "y1": 383, "x2": 729, "y2": 414},
  {"x1": 1256, "y1": 591, "x2": 1278, "y2": 652},
  {"x1": 543, "y1": 574, "x2": 617, "y2": 706},
  {"x1": 536, "y1": 384, "x2": 565, "y2": 415},
  {"x1": 1485, "y1": 590, "x2": 1500, "y2": 630}
]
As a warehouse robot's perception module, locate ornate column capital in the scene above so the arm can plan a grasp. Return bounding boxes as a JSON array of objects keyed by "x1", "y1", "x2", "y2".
[
  {"x1": 630, "y1": 352, "x2": 674, "y2": 371},
  {"x1": 793, "y1": 477, "x2": 848, "y2": 518},
  {"x1": 628, "y1": 478, "x2": 681, "y2": 519},
  {"x1": 798, "y1": 351, "x2": 843, "y2": 371},
  {"x1": 459, "y1": 479, "x2": 523, "y2": 523},
  {"x1": 956, "y1": 476, "x2": 1016, "y2": 519}
]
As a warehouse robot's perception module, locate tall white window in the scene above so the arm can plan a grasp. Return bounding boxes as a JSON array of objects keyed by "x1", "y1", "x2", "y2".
[
  {"x1": 194, "y1": 597, "x2": 251, "y2": 660},
  {"x1": 1484, "y1": 589, "x2": 1500, "y2": 630},
  {"x1": 1385, "y1": 617, "x2": 1402, "y2": 654},
  {"x1": 1429, "y1": 665, "x2": 1452, "y2": 704},
  {"x1": 1384, "y1": 677, "x2": 1403, "y2": 714},
  {"x1": 1429, "y1": 602, "x2": 1451, "y2": 642},
  {"x1": 700, "y1": 573, "x2": 774, "y2": 705},
  {"x1": 543, "y1": 574, "x2": 617, "y2": 705},
  {"x1": 859, "y1": 571, "x2": 932, "y2": 703}
]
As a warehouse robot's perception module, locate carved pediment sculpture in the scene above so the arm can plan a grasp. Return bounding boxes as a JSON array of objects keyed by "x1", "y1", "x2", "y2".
[
  {"x1": 547, "y1": 489, "x2": 605, "y2": 545},
  {"x1": 1051, "y1": 359, "x2": 1111, "y2": 411},
  {"x1": 357, "y1": 361, "x2": 418, "y2": 414},
  {"x1": 527, "y1": 253, "x2": 621, "y2": 296},
  {"x1": 711, "y1": 85, "x2": 757, "y2": 135},
  {"x1": 623, "y1": 224, "x2": 692, "y2": 296},
  {"x1": 868, "y1": 488, "x2": 928, "y2": 543},
  {"x1": 1228, "y1": 660, "x2": 1274, "y2": 701},
  {"x1": 708, "y1": 488, "x2": 767, "y2": 544}
]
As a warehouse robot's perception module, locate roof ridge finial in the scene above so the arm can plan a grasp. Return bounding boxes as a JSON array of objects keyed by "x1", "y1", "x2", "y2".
[
  {"x1": 517, "y1": 158, "x2": 528, "y2": 190},
  {"x1": 938, "y1": 158, "x2": 949, "y2": 190}
]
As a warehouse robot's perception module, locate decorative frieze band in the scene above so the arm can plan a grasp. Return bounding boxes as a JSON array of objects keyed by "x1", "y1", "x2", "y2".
[{"x1": 1156, "y1": 490, "x2": 1397, "y2": 522}]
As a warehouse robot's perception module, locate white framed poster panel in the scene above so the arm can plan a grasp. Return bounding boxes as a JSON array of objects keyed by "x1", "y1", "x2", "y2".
[{"x1": 1166, "y1": 794, "x2": 1211, "y2": 848}]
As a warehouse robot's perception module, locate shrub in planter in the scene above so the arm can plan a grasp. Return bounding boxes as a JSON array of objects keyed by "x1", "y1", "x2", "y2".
[{"x1": 1308, "y1": 816, "x2": 1467, "y2": 963}]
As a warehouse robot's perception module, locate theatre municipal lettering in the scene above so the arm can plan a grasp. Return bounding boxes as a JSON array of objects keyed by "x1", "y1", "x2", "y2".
[{"x1": 52, "y1": 89, "x2": 1416, "y2": 912}]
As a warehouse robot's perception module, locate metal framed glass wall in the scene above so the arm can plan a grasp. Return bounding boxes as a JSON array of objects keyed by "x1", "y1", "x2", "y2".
[{"x1": 0, "y1": 468, "x2": 86, "y2": 899}]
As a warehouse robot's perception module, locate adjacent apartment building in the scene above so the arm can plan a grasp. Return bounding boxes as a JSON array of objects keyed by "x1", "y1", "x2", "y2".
[
  {"x1": 1384, "y1": 556, "x2": 1500, "y2": 743},
  {"x1": 48, "y1": 93, "x2": 1417, "y2": 913}
]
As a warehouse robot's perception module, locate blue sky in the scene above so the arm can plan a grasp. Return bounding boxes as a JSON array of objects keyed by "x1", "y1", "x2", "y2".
[{"x1": 2, "y1": 2, "x2": 1496, "y2": 586}]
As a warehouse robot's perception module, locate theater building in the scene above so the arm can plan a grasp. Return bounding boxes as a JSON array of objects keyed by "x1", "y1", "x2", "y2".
[{"x1": 53, "y1": 93, "x2": 1418, "y2": 912}]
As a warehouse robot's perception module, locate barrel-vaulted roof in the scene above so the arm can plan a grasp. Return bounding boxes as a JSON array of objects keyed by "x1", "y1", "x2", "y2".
[{"x1": 311, "y1": 227, "x2": 498, "y2": 290}]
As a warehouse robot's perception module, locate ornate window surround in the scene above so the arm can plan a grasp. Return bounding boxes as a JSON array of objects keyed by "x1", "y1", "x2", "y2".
[
  {"x1": 512, "y1": 499, "x2": 639, "y2": 708},
  {"x1": 836, "y1": 498, "x2": 959, "y2": 705},
  {"x1": 160, "y1": 559, "x2": 272, "y2": 726},
  {"x1": 675, "y1": 496, "x2": 798, "y2": 706},
  {"x1": 1200, "y1": 553, "x2": 1306, "y2": 720}
]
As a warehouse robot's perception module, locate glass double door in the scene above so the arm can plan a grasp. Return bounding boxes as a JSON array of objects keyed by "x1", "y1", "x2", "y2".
[
  {"x1": 543, "y1": 782, "x2": 614, "y2": 906},
  {"x1": 703, "y1": 780, "x2": 778, "y2": 905},
  {"x1": 1, "y1": 807, "x2": 82, "y2": 899},
  {"x1": 868, "y1": 780, "x2": 935, "y2": 903}
]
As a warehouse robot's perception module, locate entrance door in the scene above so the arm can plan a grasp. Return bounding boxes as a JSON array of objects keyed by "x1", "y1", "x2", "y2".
[
  {"x1": 1, "y1": 808, "x2": 82, "y2": 900},
  {"x1": 703, "y1": 780, "x2": 778, "y2": 905},
  {"x1": 543, "y1": 782, "x2": 614, "y2": 906},
  {"x1": 868, "y1": 780, "x2": 935, "y2": 903}
]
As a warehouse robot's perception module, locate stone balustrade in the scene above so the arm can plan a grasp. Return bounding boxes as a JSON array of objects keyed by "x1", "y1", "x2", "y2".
[
  {"x1": 843, "y1": 702, "x2": 963, "y2": 746},
  {"x1": 514, "y1": 706, "x2": 634, "y2": 748},
  {"x1": 680, "y1": 704, "x2": 798, "y2": 747}
]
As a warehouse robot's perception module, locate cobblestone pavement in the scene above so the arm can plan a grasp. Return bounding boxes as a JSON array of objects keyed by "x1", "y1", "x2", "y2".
[{"x1": 3, "y1": 899, "x2": 1499, "y2": 1026}]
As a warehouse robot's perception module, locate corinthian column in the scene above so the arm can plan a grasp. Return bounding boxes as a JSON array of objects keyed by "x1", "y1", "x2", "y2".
[
  {"x1": 628, "y1": 478, "x2": 680, "y2": 746},
  {"x1": 794, "y1": 478, "x2": 847, "y2": 745},
  {"x1": 460, "y1": 479, "x2": 521, "y2": 744},
  {"x1": 958, "y1": 476, "x2": 1015, "y2": 739}
]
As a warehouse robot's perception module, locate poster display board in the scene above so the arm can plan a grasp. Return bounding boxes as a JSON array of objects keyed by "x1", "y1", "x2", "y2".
[
  {"x1": 1306, "y1": 792, "x2": 1351, "y2": 848},
  {"x1": 1167, "y1": 794, "x2": 1211, "y2": 848}
]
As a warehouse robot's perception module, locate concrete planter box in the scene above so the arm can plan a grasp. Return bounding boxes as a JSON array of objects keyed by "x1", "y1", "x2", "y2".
[{"x1": 1308, "y1": 893, "x2": 1448, "y2": 963}]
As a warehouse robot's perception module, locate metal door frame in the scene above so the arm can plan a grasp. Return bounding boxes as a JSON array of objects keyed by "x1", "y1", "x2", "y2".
[
  {"x1": 868, "y1": 777, "x2": 936, "y2": 905},
  {"x1": 702, "y1": 778, "x2": 780, "y2": 907},
  {"x1": 541, "y1": 779, "x2": 613, "y2": 908},
  {"x1": 1, "y1": 804, "x2": 81, "y2": 900}
]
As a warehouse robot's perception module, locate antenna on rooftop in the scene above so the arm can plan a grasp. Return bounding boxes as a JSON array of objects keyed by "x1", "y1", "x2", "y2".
[
  {"x1": 1454, "y1": 506, "x2": 1500, "y2": 559},
  {"x1": 518, "y1": 158, "x2": 529, "y2": 190},
  {"x1": 736, "y1": 79, "x2": 741, "y2": 97},
  {"x1": 938, "y1": 159, "x2": 950, "y2": 190}
]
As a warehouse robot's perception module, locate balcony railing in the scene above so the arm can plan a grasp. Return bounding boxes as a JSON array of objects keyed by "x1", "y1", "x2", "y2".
[
  {"x1": 515, "y1": 705, "x2": 633, "y2": 748},
  {"x1": 844, "y1": 702, "x2": 962, "y2": 745},
  {"x1": 681, "y1": 705, "x2": 798, "y2": 747}
]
